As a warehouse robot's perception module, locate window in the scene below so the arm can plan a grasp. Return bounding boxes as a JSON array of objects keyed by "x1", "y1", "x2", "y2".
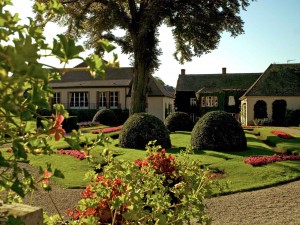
[
  {"x1": 201, "y1": 96, "x2": 218, "y2": 107},
  {"x1": 109, "y1": 91, "x2": 119, "y2": 108},
  {"x1": 70, "y1": 92, "x2": 89, "y2": 109},
  {"x1": 52, "y1": 92, "x2": 60, "y2": 105},
  {"x1": 228, "y1": 96, "x2": 235, "y2": 106},
  {"x1": 98, "y1": 92, "x2": 107, "y2": 108},
  {"x1": 190, "y1": 98, "x2": 197, "y2": 106}
]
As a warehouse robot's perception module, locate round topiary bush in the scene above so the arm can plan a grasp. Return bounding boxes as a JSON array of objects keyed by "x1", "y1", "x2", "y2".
[
  {"x1": 164, "y1": 112, "x2": 194, "y2": 132},
  {"x1": 191, "y1": 111, "x2": 247, "y2": 151},
  {"x1": 119, "y1": 113, "x2": 171, "y2": 149},
  {"x1": 92, "y1": 108, "x2": 118, "y2": 126}
]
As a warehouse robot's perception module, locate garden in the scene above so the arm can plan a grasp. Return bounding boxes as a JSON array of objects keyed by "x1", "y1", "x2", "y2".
[
  {"x1": 1, "y1": 109, "x2": 300, "y2": 224},
  {"x1": 1, "y1": 0, "x2": 300, "y2": 224}
]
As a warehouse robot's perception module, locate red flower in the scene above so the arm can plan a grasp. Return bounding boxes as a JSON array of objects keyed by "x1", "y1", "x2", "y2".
[
  {"x1": 44, "y1": 170, "x2": 52, "y2": 179},
  {"x1": 49, "y1": 114, "x2": 66, "y2": 141},
  {"x1": 271, "y1": 130, "x2": 294, "y2": 139}
]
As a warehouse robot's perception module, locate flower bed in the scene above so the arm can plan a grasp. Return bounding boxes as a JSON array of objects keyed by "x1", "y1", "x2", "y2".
[
  {"x1": 57, "y1": 149, "x2": 87, "y2": 160},
  {"x1": 271, "y1": 130, "x2": 295, "y2": 139},
  {"x1": 77, "y1": 121, "x2": 102, "y2": 128},
  {"x1": 244, "y1": 154, "x2": 300, "y2": 166},
  {"x1": 91, "y1": 126, "x2": 122, "y2": 134}
]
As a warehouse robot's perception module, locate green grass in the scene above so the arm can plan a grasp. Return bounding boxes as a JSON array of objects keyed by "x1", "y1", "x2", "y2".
[{"x1": 1, "y1": 127, "x2": 300, "y2": 195}]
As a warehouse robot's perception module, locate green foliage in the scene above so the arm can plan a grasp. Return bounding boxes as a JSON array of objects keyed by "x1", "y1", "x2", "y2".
[
  {"x1": 92, "y1": 108, "x2": 118, "y2": 126},
  {"x1": 254, "y1": 100, "x2": 268, "y2": 119},
  {"x1": 0, "y1": 0, "x2": 112, "y2": 206},
  {"x1": 285, "y1": 109, "x2": 300, "y2": 126},
  {"x1": 65, "y1": 144, "x2": 212, "y2": 225},
  {"x1": 164, "y1": 111, "x2": 194, "y2": 132},
  {"x1": 191, "y1": 111, "x2": 247, "y2": 151},
  {"x1": 119, "y1": 113, "x2": 171, "y2": 149},
  {"x1": 272, "y1": 99, "x2": 287, "y2": 126}
]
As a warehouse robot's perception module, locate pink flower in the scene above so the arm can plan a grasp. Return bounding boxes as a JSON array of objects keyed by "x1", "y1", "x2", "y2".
[{"x1": 49, "y1": 114, "x2": 66, "y2": 141}]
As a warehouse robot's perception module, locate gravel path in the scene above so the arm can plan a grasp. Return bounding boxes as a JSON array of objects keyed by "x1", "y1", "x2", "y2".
[{"x1": 21, "y1": 159, "x2": 300, "y2": 225}]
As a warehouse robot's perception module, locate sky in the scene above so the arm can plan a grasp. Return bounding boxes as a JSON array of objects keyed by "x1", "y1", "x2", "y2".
[{"x1": 8, "y1": 0, "x2": 300, "y2": 87}]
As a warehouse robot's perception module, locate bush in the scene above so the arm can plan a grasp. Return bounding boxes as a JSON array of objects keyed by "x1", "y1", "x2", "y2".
[
  {"x1": 164, "y1": 111, "x2": 194, "y2": 132},
  {"x1": 272, "y1": 99, "x2": 287, "y2": 126},
  {"x1": 119, "y1": 113, "x2": 171, "y2": 149},
  {"x1": 111, "y1": 108, "x2": 129, "y2": 125},
  {"x1": 92, "y1": 108, "x2": 118, "y2": 126},
  {"x1": 254, "y1": 100, "x2": 268, "y2": 119},
  {"x1": 191, "y1": 111, "x2": 247, "y2": 151},
  {"x1": 68, "y1": 109, "x2": 98, "y2": 122},
  {"x1": 285, "y1": 109, "x2": 300, "y2": 126}
]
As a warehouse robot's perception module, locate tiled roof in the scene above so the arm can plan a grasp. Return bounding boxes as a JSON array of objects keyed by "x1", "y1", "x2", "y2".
[
  {"x1": 50, "y1": 66, "x2": 133, "y2": 83},
  {"x1": 50, "y1": 64, "x2": 174, "y2": 98},
  {"x1": 241, "y1": 64, "x2": 300, "y2": 97},
  {"x1": 176, "y1": 73, "x2": 261, "y2": 92}
]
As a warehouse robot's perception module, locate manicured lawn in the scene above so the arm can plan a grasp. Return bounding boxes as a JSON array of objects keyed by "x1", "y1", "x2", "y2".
[{"x1": 1, "y1": 127, "x2": 300, "y2": 195}]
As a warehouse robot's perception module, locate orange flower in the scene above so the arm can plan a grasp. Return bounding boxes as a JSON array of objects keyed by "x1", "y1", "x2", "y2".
[{"x1": 49, "y1": 114, "x2": 66, "y2": 141}]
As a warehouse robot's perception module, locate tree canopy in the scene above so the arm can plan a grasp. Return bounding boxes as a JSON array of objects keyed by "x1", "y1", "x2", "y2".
[{"x1": 38, "y1": 0, "x2": 252, "y2": 114}]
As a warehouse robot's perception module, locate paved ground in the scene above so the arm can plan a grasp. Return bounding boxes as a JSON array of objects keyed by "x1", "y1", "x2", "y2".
[{"x1": 204, "y1": 179, "x2": 300, "y2": 225}]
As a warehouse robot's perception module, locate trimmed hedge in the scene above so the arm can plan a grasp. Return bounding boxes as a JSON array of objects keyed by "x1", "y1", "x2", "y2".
[
  {"x1": 191, "y1": 111, "x2": 247, "y2": 151},
  {"x1": 272, "y1": 100, "x2": 287, "y2": 126},
  {"x1": 92, "y1": 109, "x2": 119, "y2": 126},
  {"x1": 119, "y1": 113, "x2": 171, "y2": 149},
  {"x1": 164, "y1": 112, "x2": 194, "y2": 132}
]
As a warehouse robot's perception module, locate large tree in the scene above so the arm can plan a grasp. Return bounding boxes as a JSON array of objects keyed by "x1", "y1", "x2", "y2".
[{"x1": 38, "y1": 0, "x2": 252, "y2": 115}]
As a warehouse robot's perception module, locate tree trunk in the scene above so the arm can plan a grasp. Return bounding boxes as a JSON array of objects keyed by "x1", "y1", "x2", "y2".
[{"x1": 130, "y1": 30, "x2": 155, "y2": 115}]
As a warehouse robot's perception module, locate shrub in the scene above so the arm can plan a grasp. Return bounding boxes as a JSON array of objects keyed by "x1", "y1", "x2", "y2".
[
  {"x1": 191, "y1": 111, "x2": 247, "y2": 151},
  {"x1": 285, "y1": 109, "x2": 300, "y2": 126},
  {"x1": 68, "y1": 109, "x2": 98, "y2": 123},
  {"x1": 66, "y1": 145, "x2": 212, "y2": 225},
  {"x1": 92, "y1": 109, "x2": 118, "y2": 126},
  {"x1": 111, "y1": 109, "x2": 129, "y2": 125},
  {"x1": 254, "y1": 100, "x2": 268, "y2": 119},
  {"x1": 118, "y1": 113, "x2": 171, "y2": 149},
  {"x1": 164, "y1": 111, "x2": 194, "y2": 132},
  {"x1": 272, "y1": 99, "x2": 287, "y2": 126}
]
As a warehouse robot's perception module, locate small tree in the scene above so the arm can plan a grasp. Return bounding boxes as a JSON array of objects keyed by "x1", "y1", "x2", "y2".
[
  {"x1": 272, "y1": 100, "x2": 287, "y2": 126},
  {"x1": 254, "y1": 100, "x2": 268, "y2": 119}
]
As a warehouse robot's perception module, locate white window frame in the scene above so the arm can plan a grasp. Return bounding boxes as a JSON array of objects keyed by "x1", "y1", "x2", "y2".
[
  {"x1": 109, "y1": 91, "x2": 119, "y2": 109},
  {"x1": 69, "y1": 92, "x2": 89, "y2": 109},
  {"x1": 201, "y1": 96, "x2": 218, "y2": 108},
  {"x1": 52, "y1": 92, "x2": 60, "y2": 105},
  {"x1": 98, "y1": 91, "x2": 107, "y2": 109},
  {"x1": 190, "y1": 97, "x2": 197, "y2": 106}
]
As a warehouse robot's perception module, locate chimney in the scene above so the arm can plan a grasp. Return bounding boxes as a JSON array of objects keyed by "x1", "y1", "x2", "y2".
[
  {"x1": 222, "y1": 67, "x2": 226, "y2": 75},
  {"x1": 181, "y1": 69, "x2": 186, "y2": 75}
]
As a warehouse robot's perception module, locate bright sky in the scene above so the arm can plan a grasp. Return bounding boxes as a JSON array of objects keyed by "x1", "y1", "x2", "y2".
[{"x1": 9, "y1": 0, "x2": 300, "y2": 87}]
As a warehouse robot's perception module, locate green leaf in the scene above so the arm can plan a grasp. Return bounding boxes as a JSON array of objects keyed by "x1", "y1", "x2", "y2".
[
  {"x1": 12, "y1": 141, "x2": 27, "y2": 160},
  {"x1": 85, "y1": 54, "x2": 106, "y2": 78},
  {"x1": 6, "y1": 215, "x2": 25, "y2": 225},
  {"x1": 20, "y1": 110, "x2": 32, "y2": 121},
  {"x1": 53, "y1": 169, "x2": 64, "y2": 179},
  {"x1": 97, "y1": 39, "x2": 116, "y2": 53},
  {"x1": 11, "y1": 178, "x2": 25, "y2": 198}
]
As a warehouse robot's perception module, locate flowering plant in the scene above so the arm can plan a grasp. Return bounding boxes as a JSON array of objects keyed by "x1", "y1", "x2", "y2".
[
  {"x1": 65, "y1": 144, "x2": 212, "y2": 225},
  {"x1": 57, "y1": 149, "x2": 87, "y2": 160},
  {"x1": 271, "y1": 130, "x2": 295, "y2": 139},
  {"x1": 244, "y1": 153, "x2": 300, "y2": 166},
  {"x1": 91, "y1": 126, "x2": 122, "y2": 134}
]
